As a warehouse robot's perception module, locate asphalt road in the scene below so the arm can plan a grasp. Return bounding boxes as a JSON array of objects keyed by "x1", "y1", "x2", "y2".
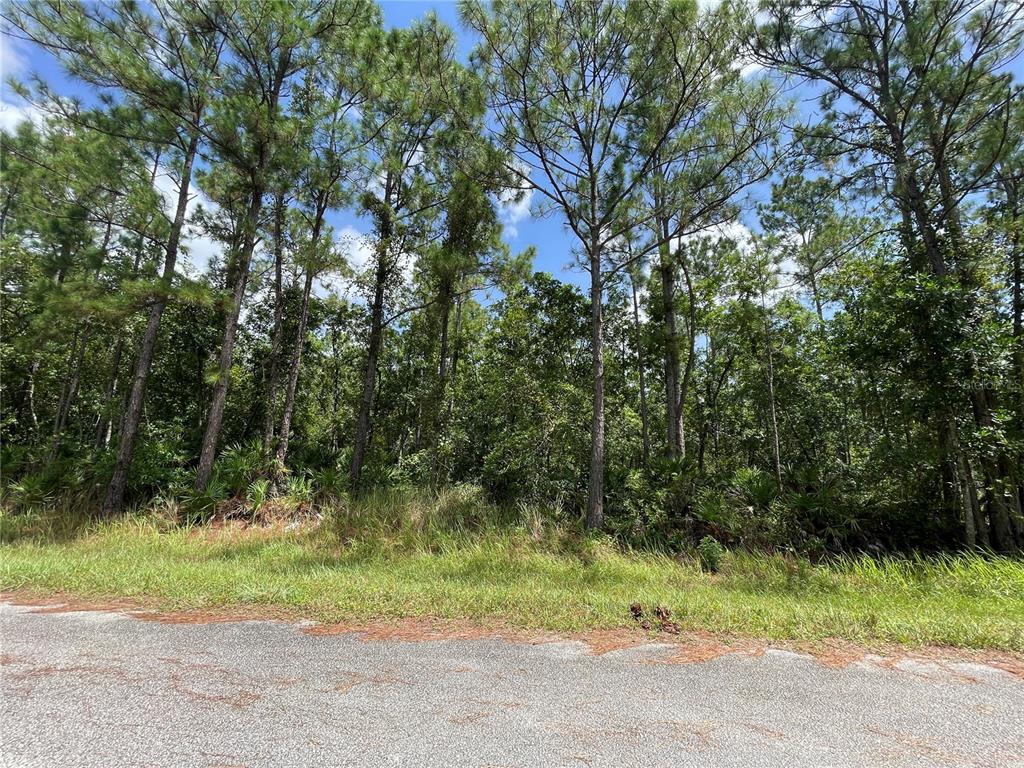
[{"x1": 1, "y1": 600, "x2": 1022, "y2": 768}]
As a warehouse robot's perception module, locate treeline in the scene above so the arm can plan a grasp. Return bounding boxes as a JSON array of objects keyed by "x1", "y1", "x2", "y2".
[{"x1": 0, "y1": 0, "x2": 1021, "y2": 554}]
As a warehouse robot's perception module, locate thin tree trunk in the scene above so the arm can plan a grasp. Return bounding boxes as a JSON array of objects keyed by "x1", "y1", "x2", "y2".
[
  {"x1": 944, "y1": 416, "x2": 984, "y2": 549},
  {"x1": 586, "y1": 235, "x2": 605, "y2": 529},
  {"x1": 49, "y1": 220, "x2": 114, "y2": 463},
  {"x1": 194, "y1": 47, "x2": 291, "y2": 492},
  {"x1": 967, "y1": 376, "x2": 1018, "y2": 551},
  {"x1": 883, "y1": 101, "x2": 977, "y2": 544},
  {"x1": 629, "y1": 272, "x2": 650, "y2": 467},
  {"x1": 1009, "y1": 182, "x2": 1023, "y2": 429},
  {"x1": 0, "y1": 179, "x2": 19, "y2": 238},
  {"x1": 1000, "y1": 176, "x2": 1024, "y2": 540},
  {"x1": 444, "y1": 294, "x2": 464, "y2": 430},
  {"x1": 195, "y1": 181, "x2": 264, "y2": 490},
  {"x1": 658, "y1": 233, "x2": 682, "y2": 459},
  {"x1": 49, "y1": 327, "x2": 88, "y2": 463},
  {"x1": 262, "y1": 192, "x2": 287, "y2": 461},
  {"x1": 95, "y1": 234, "x2": 148, "y2": 453},
  {"x1": 23, "y1": 358, "x2": 40, "y2": 433},
  {"x1": 808, "y1": 267, "x2": 824, "y2": 325},
  {"x1": 273, "y1": 259, "x2": 317, "y2": 488},
  {"x1": 926, "y1": 100, "x2": 1020, "y2": 550},
  {"x1": 350, "y1": 225, "x2": 391, "y2": 490},
  {"x1": 761, "y1": 295, "x2": 782, "y2": 491},
  {"x1": 103, "y1": 130, "x2": 200, "y2": 515},
  {"x1": 678, "y1": 249, "x2": 697, "y2": 460},
  {"x1": 431, "y1": 279, "x2": 453, "y2": 481},
  {"x1": 94, "y1": 335, "x2": 124, "y2": 451},
  {"x1": 964, "y1": 455, "x2": 989, "y2": 549},
  {"x1": 330, "y1": 322, "x2": 341, "y2": 453}
]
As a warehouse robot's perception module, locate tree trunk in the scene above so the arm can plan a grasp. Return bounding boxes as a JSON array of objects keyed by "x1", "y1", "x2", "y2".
[
  {"x1": 444, "y1": 294, "x2": 464, "y2": 430},
  {"x1": 808, "y1": 267, "x2": 824, "y2": 325},
  {"x1": 102, "y1": 131, "x2": 200, "y2": 515},
  {"x1": 23, "y1": 358, "x2": 40, "y2": 433},
  {"x1": 431, "y1": 278, "x2": 453, "y2": 481},
  {"x1": 48, "y1": 327, "x2": 88, "y2": 463},
  {"x1": 999, "y1": 175, "x2": 1024, "y2": 539},
  {"x1": 762, "y1": 298, "x2": 782, "y2": 490},
  {"x1": 95, "y1": 236, "x2": 147, "y2": 453},
  {"x1": 330, "y1": 322, "x2": 341, "y2": 453},
  {"x1": 629, "y1": 272, "x2": 650, "y2": 467},
  {"x1": 679, "y1": 249, "x2": 698, "y2": 460},
  {"x1": 273, "y1": 260, "x2": 317, "y2": 488},
  {"x1": 967, "y1": 376, "x2": 1018, "y2": 551},
  {"x1": 49, "y1": 221, "x2": 114, "y2": 463},
  {"x1": 350, "y1": 227, "x2": 391, "y2": 490},
  {"x1": 925, "y1": 103, "x2": 1020, "y2": 550},
  {"x1": 1009, "y1": 183, "x2": 1023, "y2": 430},
  {"x1": 262, "y1": 192, "x2": 287, "y2": 461},
  {"x1": 943, "y1": 415, "x2": 984, "y2": 549},
  {"x1": 194, "y1": 181, "x2": 265, "y2": 491},
  {"x1": 586, "y1": 238, "x2": 605, "y2": 529},
  {"x1": 658, "y1": 237, "x2": 682, "y2": 459},
  {"x1": 94, "y1": 335, "x2": 124, "y2": 452}
]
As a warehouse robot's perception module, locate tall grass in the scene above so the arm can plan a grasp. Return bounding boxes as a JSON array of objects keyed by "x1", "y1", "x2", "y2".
[{"x1": 1, "y1": 486, "x2": 1022, "y2": 651}]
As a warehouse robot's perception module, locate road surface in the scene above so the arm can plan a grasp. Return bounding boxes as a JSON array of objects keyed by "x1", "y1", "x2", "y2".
[{"x1": 1, "y1": 600, "x2": 1022, "y2": 767}]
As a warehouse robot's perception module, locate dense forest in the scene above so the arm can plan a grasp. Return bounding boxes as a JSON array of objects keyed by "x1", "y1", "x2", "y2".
[{"x1": 1, "y1": 0, "x2": 1021, "y2": 556}]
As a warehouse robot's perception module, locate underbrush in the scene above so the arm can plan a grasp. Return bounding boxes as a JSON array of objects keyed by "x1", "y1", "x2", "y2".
[
  {"x1": 2, "y1": 442, "x2": 958, "y2": 556},
  {"x1": 2, "y1": 485, "x2": 1022, "y2": 651}
]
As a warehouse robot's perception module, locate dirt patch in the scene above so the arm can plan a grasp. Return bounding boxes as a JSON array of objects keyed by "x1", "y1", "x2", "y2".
[
  {"x1": 169, "y1": 676, "x2": 263, "y2": 709},
  {"x1": 302, "y1": 616, "x2": 519, "y2": 643},
  {"x1": 644, "y1": 631, "x2": 767, "y2": 665},
  {"x1": 4, "y1": 589, "x2": 1021, "y2": 679},
  {"x1": 4, "y1": 663, "x2": 133, "y2": 683},
  {"x1": 2, "y1": 590, "x2": 291, "y2": 625}
]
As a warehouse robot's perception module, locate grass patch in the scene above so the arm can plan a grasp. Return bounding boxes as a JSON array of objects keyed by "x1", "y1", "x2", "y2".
[{"x1": 1, "y1": 490, "x2": 1022, "y2": 651}]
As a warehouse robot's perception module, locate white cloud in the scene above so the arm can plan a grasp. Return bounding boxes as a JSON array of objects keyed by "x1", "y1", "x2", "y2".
[
  {"x1": 152, "y1": 166, "x2": 223, "y2": 273},
  {"x1": 335, "y1": 225, "x2": 374, "y2": 273},
  {"x1": 366, "y1": 169, "x2": 386, "y2": 200},
  {"x1": 739, "y1": 59, "x2": 765, "y2": 79},
  {"x1": 0, "y1": 101, "x2": 44, "y2": 132},
  {"x1": 676, "y1": 219, "x2": 754, "y2": 254},
  {"x1": 180, "y1": 227, "x2": 222, "y2": 274},
  {"x1": 494, "y1": 159, "x2": 535, "y2": 239},
  {"x1": 0, "y1": 35, "x2": 28, "y2": 80},
  {"x1": 498, "y1": 187, "x2": 533, "y2": 239}
]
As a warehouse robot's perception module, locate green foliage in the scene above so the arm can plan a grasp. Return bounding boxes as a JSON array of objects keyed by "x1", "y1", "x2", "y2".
[
  {"x1": 180, "y1": 474, "x2": 228, "y2": 523},
  {"x1": 5, "y1": 505, "x2": 1021, "y2": 650},
  {"x1": 216, "y1": 442, "x2": 263, "y2": 496},
  {"x1": 285, "y1": 475, "x2": 314, "y2": 506},
  {"x1": 3, "y1": 473, "x2": 56, "y2": 514},
  {"x1": 1, "y1": 0, "x2": 1022, "y2": 559},
  {"x1": 246, "y1": 479, "x2": 270, "y2": 514},
  {"x1": 697, "y1": 535, "x2": 726, "y2": 574}
]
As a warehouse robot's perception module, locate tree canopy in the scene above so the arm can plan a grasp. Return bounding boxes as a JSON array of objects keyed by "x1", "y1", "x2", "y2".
[{"x1": 1, "y1": 0, "x2": 1021, "y2": 554}]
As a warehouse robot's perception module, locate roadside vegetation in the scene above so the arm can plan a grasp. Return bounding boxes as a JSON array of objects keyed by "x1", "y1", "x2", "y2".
[
  {"x1": 1, "y1": 1, "x2": 1022, "y2": 652},
  {"x1": 3, "y1": 486, "x2": 1022, "y2": 652}
]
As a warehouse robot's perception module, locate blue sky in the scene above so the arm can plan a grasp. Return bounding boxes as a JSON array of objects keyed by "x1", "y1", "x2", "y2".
[
  {"x1": 371, "y1": 1, "x2": 594, "y2": 286},
  {"x1": 3, "y1": 1, "x2": 1020, "y2": 296},
  {"x1": 0, "y1": 0, "x2": 590, "y2": 289}
]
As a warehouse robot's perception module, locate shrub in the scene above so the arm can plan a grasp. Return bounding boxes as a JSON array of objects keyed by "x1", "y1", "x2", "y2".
[
  {"x1": 285, "y1": 475, "x2": 314, "y2": 505},
  {"x1": 246, "y1": 479, "x2": 270, "y2": 514},
  {"x1": 180, "y1": 473, "x2": 228, "y2": 522},
  {"x1": 216, "y1": 441, "x2": 262, "y2": 495},
  {"x1": 697, "y1": 535, "x2": 725, "y2": 573}
]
